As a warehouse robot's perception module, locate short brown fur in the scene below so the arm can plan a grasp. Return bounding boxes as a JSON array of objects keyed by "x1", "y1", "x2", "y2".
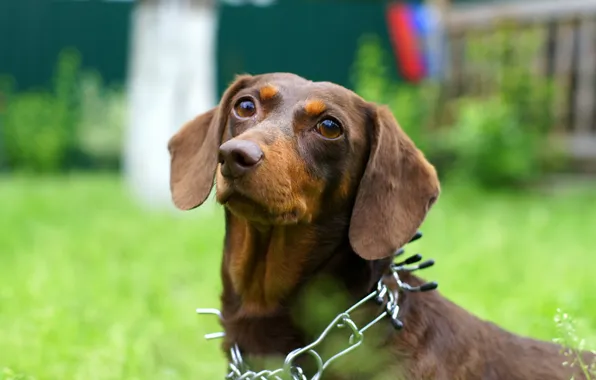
[{"x1": 168, "y1": 72, "x2": 594, "y2": 379}]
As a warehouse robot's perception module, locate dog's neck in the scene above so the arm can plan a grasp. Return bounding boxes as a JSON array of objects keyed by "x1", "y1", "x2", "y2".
[
  {"x1": 221, "y1": 208, "x2": 382, "y2": 314},
  {"x1": 222, "y1": 212, "x2": 317, "y2": 315}
]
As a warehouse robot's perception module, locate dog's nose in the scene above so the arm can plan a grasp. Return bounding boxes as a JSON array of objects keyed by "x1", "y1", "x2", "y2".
[{"x1": 218, "y1": 139, "x2": 263, "y2": 178}]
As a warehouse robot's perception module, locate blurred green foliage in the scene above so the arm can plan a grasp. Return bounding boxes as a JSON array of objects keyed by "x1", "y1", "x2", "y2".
[
  {"x1": 351, "y1": 34, "x2": 440, "y2": 155},
  {"x1": 0, "y1": 48, "x2": 125, "y2": 173},
  {"x1": 1, "y1": 90, "x2": 70, "y2": 173},
  {"x1": 351, "y1": 31, "x2": 567, "y2": 190},
  {"x1": 77, "y1": 71, "x2": 127, "y2": 170}
]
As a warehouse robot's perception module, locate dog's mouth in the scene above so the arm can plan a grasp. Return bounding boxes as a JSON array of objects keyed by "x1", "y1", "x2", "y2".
[
  {"x1": 216, "y1": 183, "x2": 237, "y2": 205},
  {"x1": 217, "y1": 184, "x2": 302, "y2": 225}
]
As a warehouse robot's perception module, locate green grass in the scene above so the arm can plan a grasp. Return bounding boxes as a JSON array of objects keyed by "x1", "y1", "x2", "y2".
[{"x1": 0, "y1": 174, "x2": 595, "y2": 379}]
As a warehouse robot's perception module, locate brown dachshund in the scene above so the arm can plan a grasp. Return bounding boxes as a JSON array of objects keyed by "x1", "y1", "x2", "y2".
[{"x1": 168, "y1": 73, "x2": 594, "y2": 379}]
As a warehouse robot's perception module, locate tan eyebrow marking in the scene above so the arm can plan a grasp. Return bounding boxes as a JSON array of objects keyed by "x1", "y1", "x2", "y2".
[
  {"x1": 259, "y1": 85, "x2": 278, "y2": 100},
  {"x1": 304, "y1": 99, "x2": 326, "y2": 116}
]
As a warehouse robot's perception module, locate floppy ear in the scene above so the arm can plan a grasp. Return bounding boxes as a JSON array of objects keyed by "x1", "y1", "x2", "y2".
[
  {"x1": 168, "y1": 75, "x2": 252, "y2": 210},
  {"x1": 349, "y1": 105, "x2": 440, "y2": 260}
]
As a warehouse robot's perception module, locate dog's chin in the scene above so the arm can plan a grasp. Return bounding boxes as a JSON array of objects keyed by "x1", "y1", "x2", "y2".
[{"x1": 216, "y1": 188, "x2": 303, "y2": 226}]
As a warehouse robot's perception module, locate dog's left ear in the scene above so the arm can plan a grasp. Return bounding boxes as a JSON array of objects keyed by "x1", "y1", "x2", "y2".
[
  {"x1": 168, "y1": 75, "x2": 253, "y2": 210},
  {"x1": 349, "y1": 105, "x2": 440, "y2": 261}
]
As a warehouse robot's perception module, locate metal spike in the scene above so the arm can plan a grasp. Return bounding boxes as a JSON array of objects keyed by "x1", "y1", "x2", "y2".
[{"x1": 409, "y1": 231, "x2": 423, "y2": 243}]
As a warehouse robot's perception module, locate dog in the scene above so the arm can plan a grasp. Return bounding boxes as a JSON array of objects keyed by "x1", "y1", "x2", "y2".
[{"x1": 168, "y1": 73, "x2": 594, "y2": 379}]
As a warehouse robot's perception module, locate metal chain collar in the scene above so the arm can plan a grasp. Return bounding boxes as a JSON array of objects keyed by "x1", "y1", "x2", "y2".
[{"x1": 197, "y1": 232, "x2": 437, "y2": 380}]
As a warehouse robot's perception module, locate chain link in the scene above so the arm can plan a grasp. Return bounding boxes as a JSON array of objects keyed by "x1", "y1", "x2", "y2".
[
  {"x1": 197, "y1": 235, "x2": 437, "y2": 380},
  {"x1": 197, "y1": 280, "x2": 387, "y2": 380}
]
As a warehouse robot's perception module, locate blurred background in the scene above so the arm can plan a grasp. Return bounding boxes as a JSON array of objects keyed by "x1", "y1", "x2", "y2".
[{"x1": 1, "y1": 0, "x2": 595, "y2": 379}]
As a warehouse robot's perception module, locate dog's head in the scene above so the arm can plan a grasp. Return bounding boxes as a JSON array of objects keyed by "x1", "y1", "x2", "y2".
[{"x1": 168, "y1": 73, "x2": 439, "y2": 260}]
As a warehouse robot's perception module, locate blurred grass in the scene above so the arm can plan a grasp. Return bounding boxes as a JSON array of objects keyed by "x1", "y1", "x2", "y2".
[{"x1": 0, "y1": 174, "x2": 595, "y2": 379}]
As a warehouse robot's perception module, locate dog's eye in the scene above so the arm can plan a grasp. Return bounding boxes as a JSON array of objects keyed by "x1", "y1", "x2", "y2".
[
  {"x1": 233, "y1": 98, "x2": 257, "y2": 118},
  {"x1": 315, "y1": 119, "x2": 343, "y2": 139}
]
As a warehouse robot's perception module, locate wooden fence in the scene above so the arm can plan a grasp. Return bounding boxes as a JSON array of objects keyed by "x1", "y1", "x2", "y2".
[{"x1": 443, "y1": 0, "x2": 596, "y2": 160}]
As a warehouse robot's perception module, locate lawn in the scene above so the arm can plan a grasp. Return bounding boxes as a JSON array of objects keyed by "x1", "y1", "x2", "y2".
[{"x1": 0, "y1": 174, "x2": 595, "y2": 380}]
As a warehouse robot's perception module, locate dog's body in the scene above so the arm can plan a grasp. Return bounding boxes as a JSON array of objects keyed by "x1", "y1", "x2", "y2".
[{"x1": 168, "y1": 73, "x2": 593, "y2": 379}]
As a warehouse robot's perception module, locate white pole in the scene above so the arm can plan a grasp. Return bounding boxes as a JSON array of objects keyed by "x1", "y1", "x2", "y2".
[{"x1": 124, "y1": 0, "x2": 218, "y2": 210}]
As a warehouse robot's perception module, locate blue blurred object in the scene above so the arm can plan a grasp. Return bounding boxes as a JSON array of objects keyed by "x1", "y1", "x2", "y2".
[{"x1": 413, "y1": 2, "x2": 445, "y2": 80}]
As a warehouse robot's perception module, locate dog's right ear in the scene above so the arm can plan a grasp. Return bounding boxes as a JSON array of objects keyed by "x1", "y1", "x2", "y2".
[
  {"x1": 168, "y1": 75, "x2": 252, "y2": 210},
  {"x1": 349, "y1": 104, "x2": 440, "y2": 261}
]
